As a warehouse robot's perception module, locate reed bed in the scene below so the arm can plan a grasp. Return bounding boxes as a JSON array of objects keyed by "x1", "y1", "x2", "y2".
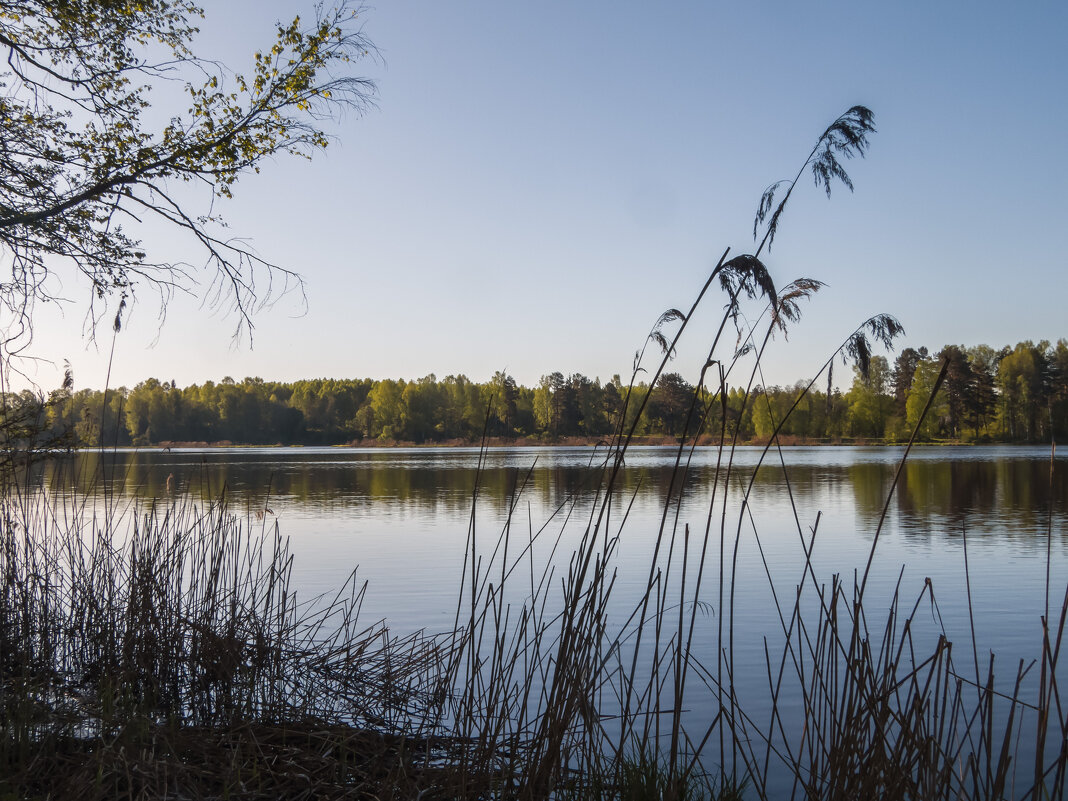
[
  {"x1": 0, "y1": 482, "x2": 452, "y2": 798},
  {"x1": 433, "y1": 315, "x2": 1066, "y2": 800},
  {"x1": 2, "y1": 106, "x2": 1066, "y2": 798}
]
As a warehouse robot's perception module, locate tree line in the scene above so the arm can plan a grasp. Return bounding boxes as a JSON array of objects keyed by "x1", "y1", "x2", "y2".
[{"x1": 13, "y1": 339, "x2": 1068, "y2": 448}]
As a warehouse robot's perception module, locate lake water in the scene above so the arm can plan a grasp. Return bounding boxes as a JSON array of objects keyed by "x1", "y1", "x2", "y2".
[{"x1": 35, "y1": 444, "x2": 1068, "y2": 792}]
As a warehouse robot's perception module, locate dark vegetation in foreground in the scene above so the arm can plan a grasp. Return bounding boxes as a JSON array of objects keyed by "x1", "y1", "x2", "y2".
[{"x1": 3, "y1": 108, "x2": 1066, "y2": 799}]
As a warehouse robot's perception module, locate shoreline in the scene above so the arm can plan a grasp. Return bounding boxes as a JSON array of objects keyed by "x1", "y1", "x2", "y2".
[{"x1": 140, "y1": 435, "x2": 995, "y2": 450}]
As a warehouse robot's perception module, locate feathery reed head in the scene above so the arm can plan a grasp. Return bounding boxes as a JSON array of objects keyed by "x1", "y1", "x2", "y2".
[
  {"x1": 811, "y1": 105, "x2": 876, "y2": 197},
  {"x1": 772, "y1": 277, "x2": 825, "y2": 336},
  {"x1": 648, "y1": 307, "x2": 687, "y2": 357},
  {"x1": 718, "y1": 255, "x2": 776, "y2": 303},
  {"x1": 754, "y1": 105, "x2": 876, "y2": 252},
  {"x1": 845, "y1": 312, "x2": 904, "y2": 376},
  {"x1": 718, "y1": 255, "x2": 776, "y2": 330}
]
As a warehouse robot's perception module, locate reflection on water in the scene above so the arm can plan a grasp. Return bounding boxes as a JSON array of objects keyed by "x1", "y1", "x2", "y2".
[
  {"x1": 37, "y1": 445, "x2": 1067, "y2": 546},
  {"x1": 852, "y1": 454, "x2": 1065, "y2": 540},
  {"x1": 30, "y1": 444, "x2": 1066, "y2": 638}
]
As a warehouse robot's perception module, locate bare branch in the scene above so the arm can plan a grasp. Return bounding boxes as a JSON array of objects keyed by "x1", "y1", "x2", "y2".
[{"x1": 0, "y1": 1, "x2": 374, "y2": 355}]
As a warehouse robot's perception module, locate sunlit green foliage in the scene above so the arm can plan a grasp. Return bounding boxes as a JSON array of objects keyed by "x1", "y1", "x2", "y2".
[
  {"x1": 0, "y1": 0, "x2": 375, "y2": 356},
  {"x1": 905, "y1": 358, "x2": 950, "y2": 440},
  {"x1": 845, "y1": 356, "x2": 893, "y2": 438},
  {"x1": 997, "y1": 341, "x2": 1049, "y2": 441},
  {"x1": 17, "y1": 338, "x2": 1068, "y2": 446}
]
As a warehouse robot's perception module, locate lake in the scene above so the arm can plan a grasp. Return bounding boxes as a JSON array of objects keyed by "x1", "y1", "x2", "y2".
[{"x1": 34, "y1": 443, "x2": 1068, "y2": 793}]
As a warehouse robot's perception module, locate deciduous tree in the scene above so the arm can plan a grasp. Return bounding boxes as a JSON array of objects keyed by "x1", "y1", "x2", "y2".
[
  {"x1": 0, "y1": 0, "x2": 375, "y2": 360},
  {"x1": 906, "y1": 357, "x2": 949, "y2": 440},
  {"x1": 846, "y1": 355, "x2": 892, "y2": 438}
]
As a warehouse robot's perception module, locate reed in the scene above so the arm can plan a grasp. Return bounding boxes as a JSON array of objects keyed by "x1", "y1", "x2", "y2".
[
  {"x1": 424, "y1": 105, "x2": 1066, "y2": 799},
  {"x1": 2, "y1": 106, "x2": 1065, "y2": 799},
  {"x1": 0, "y1": 473, "x2": 451, "y2": 798}
]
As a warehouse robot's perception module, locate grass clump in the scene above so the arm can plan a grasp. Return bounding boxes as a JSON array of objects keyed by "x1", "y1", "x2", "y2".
[
  {"x1": 0, "y1": 486, "x2": 450, "y2": 799},
  {"x1": 563, "y1": 751, "x2": 748, "y2": 801}
]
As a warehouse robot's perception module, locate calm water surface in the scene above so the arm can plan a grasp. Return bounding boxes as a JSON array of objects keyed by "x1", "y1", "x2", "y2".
[
  {"x1": 42, "y1": 445, "x2": 1065, "y2": 634},
  {"x1": 37, "y1": 444, "x2": 1067, "y2": 789}
]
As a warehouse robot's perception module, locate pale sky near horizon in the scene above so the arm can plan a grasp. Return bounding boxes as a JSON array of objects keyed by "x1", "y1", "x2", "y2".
[{"x1": 20, "y1": 1, "x2": 1068, "y2": 393}]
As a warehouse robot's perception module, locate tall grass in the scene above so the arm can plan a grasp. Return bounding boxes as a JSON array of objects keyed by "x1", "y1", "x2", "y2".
[
  {"x1": 2, "y1": 106, "x2": 1065, "y2": 799},
  {"x1": 0, "y1": 473, "x2": 451, "y2": 797},
  {"x1": 432, "y1": 312, "x2": 1065, "y2": 799}
]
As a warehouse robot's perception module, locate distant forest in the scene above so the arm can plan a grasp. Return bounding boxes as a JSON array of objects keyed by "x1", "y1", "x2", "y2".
[{"x1": 21, "y1": 340, "x2": 1068, "y2": 447}]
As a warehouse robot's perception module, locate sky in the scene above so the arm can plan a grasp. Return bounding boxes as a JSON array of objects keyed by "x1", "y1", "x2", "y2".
[{"x1": 20, "y1": 1, "x2": 1068, "y2": 393}]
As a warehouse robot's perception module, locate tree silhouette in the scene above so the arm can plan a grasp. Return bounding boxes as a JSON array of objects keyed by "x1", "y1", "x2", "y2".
[{"x1": 0, "y1": 1, "x2": 376, "y2": 362}]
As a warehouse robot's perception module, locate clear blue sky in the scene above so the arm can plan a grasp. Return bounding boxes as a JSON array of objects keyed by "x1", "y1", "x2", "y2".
[{"x1": 26, "y1": 1, "x2": 1068, "y2": 392}]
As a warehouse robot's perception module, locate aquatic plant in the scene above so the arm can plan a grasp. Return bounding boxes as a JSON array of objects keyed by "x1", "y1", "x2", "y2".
[{"x1": 432, "y1": 104, "x2": 1065, "y2": 800}]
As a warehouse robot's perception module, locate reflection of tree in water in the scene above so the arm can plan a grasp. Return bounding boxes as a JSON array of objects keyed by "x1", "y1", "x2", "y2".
[
  {"x1": 750, "y1": 462, "x2": 826, "y2": 499},
  {"x1": 759, "y1": 456, "x2": 1066, "y2": 545},
  {"x1": 865, "y1": 459, "x2": 1066, "y2": 542},
  {"x1": 849, "y1": 462, "x2": 894, "y2": 516},
  {"x1": 33, "y1": 451, "x2": 1068, "y2": 546},
  {"x1": 38, "y1": 451, "x2": 663, "y2": 517}
]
